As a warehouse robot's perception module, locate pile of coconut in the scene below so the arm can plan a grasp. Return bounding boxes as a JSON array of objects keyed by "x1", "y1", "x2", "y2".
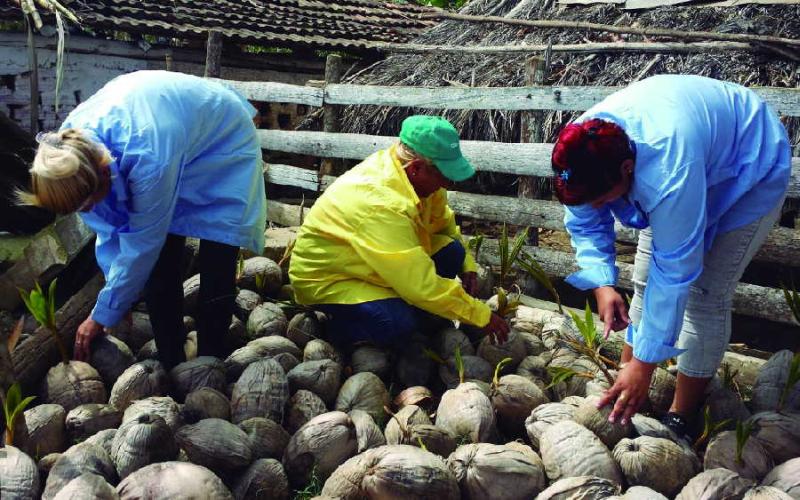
[{"x1": 2, "y1": 254, "x2": 799, "y2": 500}]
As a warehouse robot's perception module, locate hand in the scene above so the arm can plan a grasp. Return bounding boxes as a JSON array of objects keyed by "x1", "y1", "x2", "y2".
[
  {"x1": 594, "y1": 286, "x2": 630, "y2": 338},
  {"x1": 596, "y1": 357, "x2": 656, "y2": 425},
  {"x1": 481, "y1": 312, "x2": 510, "y2": 345},
  {"x1": 74, "y1": 316, "x2": 106, "y2": 362},
  {"x1": 460, "y1": 271, "x2": 478, "y2": 297}
]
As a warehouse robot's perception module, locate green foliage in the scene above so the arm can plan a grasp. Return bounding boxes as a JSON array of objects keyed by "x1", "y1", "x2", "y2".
[
  {"x1": 735, "y1": 420, "x2": 754, "y2": 465},
  {"x1": 254, "y1": 272, "x2": 267, "y2": 294},
  {"x1": 779, "y1": 353, "x2": 800, "y2": 411},
  {"x1": 569, "y1": 301, "x2": 601, "y2": 350},
  {"x1": 466, "y1": 234, "x2": 484, "y2": 261},
  {"x1": 3, "y1": 383, "x2": 35, "y2": 446},
  {"x1": 454, "y1": 344, "x2": 465, "y2": 385},
  {"x1": 492, "y1": 357, "x2": 513, "y2": 387},
  {"x1": 548, "y1": 301, "x2": 616, "y2": 387},
  {"x1": 236, "y1": 251, "x2": 245, "y2": 281},
  {"x1": 422, "y1": 347, "x2": 447, "y2": 365},
  {"x1": 495, "y1": 287, "x2": 521, "y2": 318},
  {"x1": 293, "y1": 466, "x2": 323, "y2": 500},
  {"x1": 416, "y1": 436, "x2": 428, "y2": 451},
  {"x1": 545, "y1": 365, "x2": 594, "y2": 389},
  {"x1": 694, "y1": 405, "x2": 732, "y2": 451},
  {"x1": 516, "y1": 249, "x2": 563, "y2": 313},
  {"x1": 782, "y1": 279, "x2": 800, "y2": 325},
  {"x1": 498, "y1": 224, "x2": 528, "y2": 289},
  {"x1": 18, "y1": 279, "x2": 68, "y2": 364}
]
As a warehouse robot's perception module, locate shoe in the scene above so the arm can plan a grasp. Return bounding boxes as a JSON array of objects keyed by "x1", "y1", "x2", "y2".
[{"x1": 660, "y1": 411, "x2": 689, "y2": 440}]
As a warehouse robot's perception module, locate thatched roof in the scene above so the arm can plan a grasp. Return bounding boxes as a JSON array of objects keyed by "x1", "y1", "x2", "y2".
[{"x1": 333, "y1": 0, "x2": 799, "y2": 146}]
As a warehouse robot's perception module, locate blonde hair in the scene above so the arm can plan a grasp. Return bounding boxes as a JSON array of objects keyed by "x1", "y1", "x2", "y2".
[
  {"x1": 396, "y1": 141, "x2": 433, "y2": 167},
  {"x1": 17, "y1": 128, "x2": 112, "y2": 214}
]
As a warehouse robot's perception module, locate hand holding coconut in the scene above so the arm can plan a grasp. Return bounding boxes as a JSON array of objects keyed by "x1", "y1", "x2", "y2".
[
  {"x1": 74, "y1": 316, "x2": 105, "y2": 362},
  {"x1": 597, "y1": 357, "x2": 656, "y2": 425},
  {"x1": 481, "y1": 312, "x2": 510, "y2": 345}
]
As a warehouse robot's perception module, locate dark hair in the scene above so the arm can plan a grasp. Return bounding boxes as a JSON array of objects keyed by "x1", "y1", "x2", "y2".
[{"x1": 551, "y1": 118, "x2": 635, "y2": 205}]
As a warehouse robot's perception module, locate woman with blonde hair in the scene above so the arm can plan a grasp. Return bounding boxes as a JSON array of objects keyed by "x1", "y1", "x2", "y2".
[{"x1": 20, "y1": 70, "x2": 266, "y2": 369}]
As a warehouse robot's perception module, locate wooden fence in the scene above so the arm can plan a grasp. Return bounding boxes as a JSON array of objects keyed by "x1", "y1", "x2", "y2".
[{"x1": 216, "y1": 77, "x2": 800, "y2": 325}]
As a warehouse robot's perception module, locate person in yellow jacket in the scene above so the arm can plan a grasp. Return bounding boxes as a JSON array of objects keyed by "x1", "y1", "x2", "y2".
[{"x1": 289, "y1": 115, "x2": 509, "y2": 347}]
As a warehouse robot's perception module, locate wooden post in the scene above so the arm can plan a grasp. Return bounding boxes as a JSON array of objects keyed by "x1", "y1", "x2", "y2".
[
  {"x1": 204, "y1": 30, "x2": 223, "y2": 78},
  {"x1": 26, "y1": 17, "x2": 39, "y2": 134},
  {"x1": 320, "y1": 54, "x2": 343, "y2": 178},
  {"x1": 165, "y1": 48, "x2": 173, "y2": 72},
  {"x1": 518, "y1": 56, "x2": 548, "y2": 245}
]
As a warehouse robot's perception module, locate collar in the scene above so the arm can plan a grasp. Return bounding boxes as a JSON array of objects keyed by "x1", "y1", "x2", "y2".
[{"x1": 388, "y1": 144, "x2": 421, "y2": 207}]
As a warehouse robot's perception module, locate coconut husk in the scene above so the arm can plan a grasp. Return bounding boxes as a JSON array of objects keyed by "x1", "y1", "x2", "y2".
[
  {"x1": 439, "y1": 354, "x2": 494, "y2": 389},
  {"x1": 231, "y1": 458, "x2": 289, "y2": 500},
  {"x1": 394, "y1": 339, "x2": 435, "y2": 388},
  {"x1": 535, "y1": 476, "x2": 621, "y2": 500},
  {"x1": 116, "y1": 461, "x2": 233, "y2": 500},
  {"x1": 447, "y1": 443, "x2": 547, "y2": 499},
  {"x1": 41, "y1": 361, "x2": 107, "y2": 413},
  {"x1": 135, "y1": 340, "x2": 159, "y2": 361},
  {"x1": 113, "y1": 312, "x2": 154, "y2": 353},
  {"x1": 89, "y1": 335, "x2": 135, "y2": 387},
  {"x1": 51, "y1": 473, "x2": 117, "y2": 500},
  {"x1": 282, "y1": 411, "x2": 359, "y2": 488},
  {"x1": 321, "y1": 444, "x2": 460, "y2": 500},
  {"x1": 170, "y1": 356, "x2": 227, "y2": 402},
  {"x1": 475, "y1": 264, "x2": 495, "y2": 300},
  {"x1": 477, "y1": 330, "x2": 527, "y2": 372},
  {"x1": 84, "y1": 429, "x2": 116, "y2": 459},
  {"x1": 287, "y1": 312, "x2": 322, "y2": 350},
  {"x1": 394, "y1": 386, "x2": 435, "y2": 412},
  {"x1": 385, "y1": 405, "x2": 433, "y2": 445},
  {"x1": 761, "y1": 458, "x2": 800, "y2": 499},
  {"x1": 585, "y1": 377, "x2": 612, "y2": 398},
  {"x1": 437, "y1": 327, "x2": 476, "y2": 358},
  {"x1": 516, "y1": 354, "x2": 550, "y2": 392},
  {"x1": 238, "y1": 256, "x2": 282, "y2": 296},
  {"x1": 744, "y1": 486, "x2": 795, "y2": 500},
  {"x1": 605, "y1": 486, "x2": 668, "y2": 500},
  {"x1": 613, "y1": 436, "x2": 697, "y2": 497},
  {"x1": 491, "y1": 374, "x2": 549, "y2": 439},
  {"x1": 304, "y1": 339, "x2": 343, "y2": 363},
  {"x1": 517, "y1": 331, "x2": 547, "y2": 357},
  {"x1": 540, "y1": 316, "x2": 576, "y2": 351},
  {"x1": 704, "y1": 430, "x2": 773, "y2": 481},
  {"x1": 647, "y1": 368, "x2": 676, "y2": 417},
  {"x1": 175, "y1": 418, "x2": 253, "y2": 475},
  {"x1": 349, "y1": 409, "x2": 387, "y2": 452},
  {"x1": 42, "y1": 442, "x2": 116, "y2": 500},
  {"x1": 436, "y1": 382, "x2": 497, "y2": 444},
  {"x1": 749, "y1": 411, "x2": 800, "y2": 465},
  {"x1": 525, "y1": 402, "x2": 576, "y2": 449},
  {"x1": 231, "y1": 358, "x2": 289, "y2": 424},
  {"x1": 287, "y1": 359, "x2": 343, "y2": 406},
  {"x1": 0, "y1": 445, "x2": 40, "y2": 499},
  {"x1": 350, "y1": 345, "x2": 391, "y2": 379},
  {"x1": 238, "y1": 417, "x2": 291, "y2": 460},
  {"x1": 676, "y1": 468, "x2": 756, "y2": 500},
  {"x1": 335, "y1": 372, "x2": 391, "y2": 423},
  {"x1": 512, "y1": 306, "x2": 555, "y2": 336},
  {"x1": 111, "y1": 413, "x2": 177, "y2": 479},
  {"x1": 234, "y1": 289, "x2": 263, "y2": 322},
  {"x1": 547, "y1": 354, "x2": 599, "y2": 400},
  {"x1": 23, "y1": 403, "x2": 66, "y2": 457},
  {"x1": 122, "y1": 397, "x2": 182, "y2": 433},
  {"x1": 752, "y1": 350, "x2": 800, "y2": 413},
  {"x1": 409, "y1": 425, "x2": 457, "y2": 458},
  {"x1": 183, "y1": 387, "x2": 231, "y2": 421},
  {"x1": 285, "y1": 389, "x2": 328, "y2": 435},
  {"x1": 246, "y1": 303, "x2": 288, "y2": 340},
  {"x1": 705, "y1": 385, "x2": 750, "y2": 429},
  {"x1": 65, "y1": 404, "x2": 122, "y2": 441},
  {"x1": 228, "y1": 315, "x2": 247, "y2": 352},
  {"x1": 38, "y1": 453, "x2": 61, "y2": 488},
  {"x1": 224, "y1": 336, "x2": 301, "y2": 381},
  {"x1": 182, "y1": 274, "x2": 201, "y2": 317},
  {"x1": 540, "y1": 420, "x2": 623, "y2": 484},
  {"x1": 108, "y1": 360, "x2": 168, "y2": 410},
  {"x1": 574, "y1": 395, "x2": 633, "y2": 449}
]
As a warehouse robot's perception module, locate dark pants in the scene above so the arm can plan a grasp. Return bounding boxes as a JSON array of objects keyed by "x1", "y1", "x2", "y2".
[
  {"x1": 316, "y1": 239, "x2": 466, "y2": 348},
  {"x1": 144, "y1": 234, "x2": 239, "y2": 369}
]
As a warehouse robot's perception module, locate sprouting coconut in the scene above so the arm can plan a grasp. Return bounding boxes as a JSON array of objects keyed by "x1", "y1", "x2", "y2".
[
  {"x1": 536, "y1": 476, "x2": 621, "y2": 500},
  {"x1": 238, "y1": 417, "x2": 290, "y2": 460},
  {"x1": 65, "y1": 404, "x2": 122, "y2": 442},
  {"x1": 231, "y1": 358, "x2": 289, "y2": 424},
  {"x1": 175, "y1": 418, "x2": 253, "y2": 475},
  {"x1": 760, "y1": 458, "x2": 800, "y2": 498},
  {"x1": 647, "y1": 368, "x2": 676, "y2": 417},
  {"x1": 116, "y1": 462, "x2": 233, "y2": 500},
  {"x1": 435, "y1": 382, "x2": 496, "y2": 444},
  {"x1": 285, "y1": 389, "x2": 328, "y2": 435},
  {"x1": 51, "y1": 472, "x2": 117, "y2": 500},
  {"x1": 304, "y1": 338, "x2": 343, "y2": 363},
  {"x1": 350, "y1": 345, "x2": 391, "y2": 379},
  {"x1": 751, "y1": 350, "x2": 800, "y2": 413},
  {"x1": 516, "y1": 354, "x2": 550, "y2": 392},
  {"x1": 477, "y1": 330, "x2": 527, "y2": 372},
  {"x1": 436, "y1": 327, "x2": 476, "y2": 359},
  {"x1": 238, "y1": 256, "x2": 282, "y2": 296},
  {"x1": 183, "y1": 387, "x2": 231, "y2": 421},
  {"x1": 246, "y1": 302, "x2": 288, "y2": 340},
  {"x1": 287, "y1": 359, "x2": 342, "y2": 406},
  {"x1": 41, "y1": 361, "x2": 107, "y2": 413},
  {"x1": 438, "y1": 354, "x2": 493, "y2": 389},
  {"x1": 605, "y1": 486, "x2": 667, "y2": 500},
  {"x1": 385, "y1": 405, "x2": 432, "y2": 445},
  {"x1": 320, "y1": 444, "x2": 460, "y2": 499},
  {"x1": 524, "y1": 402, "x2": 577, "y2": 450},
  {"x1": 286, "y1": 311, "x2": 322, "y2": 349},
  {"x1": 350, "y1": 409, "x2": 387, "y2": 452},
  {"x1": 282, "y1": 411, "x2": 358, "y2": 488},
  {"x1": 0, "y1": 445, "x2": 40, "y2": 499},
  {"x1": 393, "y1": 386, "x2": 435, "y2": 413},
  {"x1": 613, "y1": 436, "x2": 697, "y2": 497},
  {"x1": 574, "y1": 395, "x2": 633, "y2": 449},
  {"x1": 547, "y1": 354, "x2": 599, "y2": 399},
  {"x1": 42, "y1": 442, "x2": 117, "y2": 500},
  {"x1": 447, "y1": 443, "x2": 547, "y2": 500},
  {"x1": 122, "y1": 397, "x2": 182, "y2": 433},
  {"x1": 108, "y1": 360, "x2": 168, "y2": 411},
  {"x1": 748, "y1": 411, "x2": 800, "y2": 465},
  {"x1": 705, "y1": 381, "x2": 750, "y2": 427},
  {"x1": 675, "y1": 468, "x2": 755, "y2": 500},
  {"x1": 234, "y1": 289, "x2": 263, "y2": 321},
  {"x1": 231, "y1": 458, "x2": 289, "y2": 500},
  {"x1": 169, "y1": 356, "x2": 227, "y2": 402},
  {"x1": 111, "y1": 413, "x2": 178, "y2": 479},
  {"x1": 704, "y1": 427, "x2": 773, "y2": 481},
  {"x1": 743, "y1": 486, "x2": 795, "y2": 500},
  {"x1": 224, "y1": 336, "x2": 301, "y2": 381},
  {"x1": 335, "y1": 372, "x2": 390, "y2": 423},
  {"x1": 491, "y1": 373, "x2": 549, "y2": 439},
  {"x1": 89, "y1": 335, "x2": 135, "y2": 387},
  {"x1": 539, "y1": 420, "x2": 623, "y2": 484},
  {"x1": 23, "y1": 404, "x2": 66, "y2": 457}
]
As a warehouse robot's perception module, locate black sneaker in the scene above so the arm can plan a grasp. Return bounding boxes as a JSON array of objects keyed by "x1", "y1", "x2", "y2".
[{"x1": 661, "y1": 411, "x2": 689, "y2": 440}]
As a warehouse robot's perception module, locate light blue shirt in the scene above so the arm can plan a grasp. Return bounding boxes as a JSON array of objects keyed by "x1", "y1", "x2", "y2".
[
  {"x1": 563, "y1": 75, "x2": 791, "y2": 363},
  {"x1": 62, "y1": 71, "x2": 266, "y2": 327}
]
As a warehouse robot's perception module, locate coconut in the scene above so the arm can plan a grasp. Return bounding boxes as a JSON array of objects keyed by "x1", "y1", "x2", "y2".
[
  {"x1": 516, "y1": 354, "x2": 550, "y2": 392},
  {"x1": 437, "y1": 327, "x2": 476, "y2": 358},
  {"x1": 84, "y1": 429, "x2": 117, "y2": 459},
  {"x1": 705, "y1": 385, "x2": 750, "y2": 428},
  {"x1": 408, "y1": 424, "x2": 457, "y2": 457},
  {"x1": 287, "y1": 359, "x2": 342, "y2": 406},
  {"x1": 350, "y1": 409, "x2": 387, "y2": 452},
  {"x1": 761, "y1": 458, "x2": 800, "y2": 499},
  {"x1": 320, "y1": 444, "x2": 460, "y2": 499},
  {"x1": 385, "y1": 404, "x2": 432, "y2": 444},
  {"x1": 749, "y1": 411, "x2": 800, "y2": 465},
  {"x1": 613, "y1": 436, "x2": 697, "y2": 497},
  {"x1": 175, "y1": 418, "x2": 252, "y2": 475},
  {"x1": 231, "y1": 358, "x2": 289, "y2": 424},
  {"x1": 183, "y1": 274, "x2": 201, "y2": 316},
  {"x1": 574, "y1": 395, "x2": 633, "y2": 448},
  {"x1": 41, "y1": 361, "x2": 107, "y2": 413},
  {"x1": 540, "y1": 315, "x2": 575, "y2": 350},
  {"x1": 547, "y1": 355, "x2": 599, "y2": 399},
  {"x1": 238, "y1": 256, "x2": 282, "y2": 296},
  {"x1": 114, "y1": 312, "x2": 154, "y2": 353},
  {"x1": 108, "y1": 359, "x2": 168, "y2": 410},
  {"x1": 477, "y1": 330, "x2": 527, "y2": 372},
  {"x1": 111, "y1": 413, "x2": 177, "y2": 479},
  {"x1": 223, "y1": 337, "x2": 301, "y2": 381},
  {"x1": 606, "y1": 486, "x2": 668, "y2": 500},
  {"x1": 42, "y1": 442, "x2": 116, "y2": 500},
  {"x1": 630, "y1": 414, "x2": 680, "y2": 442},
  {"x1": 90, "y1": 335, "x2": 135, "y2": 387},
  {"x1": 286, "y1": 312, "x2": 322, "y2": 349},
  {"x1": 23, "y1": 404, "x2": 66, "y2": 457},
  {"x1": 0, "y1": 445, "x2": 40, "y2": 499},
  {"x1": 169, "y1": 356, "x2": 227, "y2": 402},
  {"x1": 439, "y1": 355, "x2": 494, "y2": 389},
  {"x1": 676, "y1": 468, "x2": 756, "y2": 500},
  {"x1": 246, "y1": 303, "x2": 288, "y2": 340},
  {"x1": 51, "y1": 473, "x2": 117, "y2": 500},
  {"x1": 183, "y1": 387, "x2": 231, "y2": 421},
  {"x1": 285, "y1": 389, "x2": 328, "y2": 435},
  {"x1": 704, "y1": 430, "x2": 774, "y2": 480},
  {"x1": 282, "y1": 411, "x2": 358, "y2": 487},
  {"x1": 38, "y1": 453, "x2": 61, "y2": 488},
  {"x1": 135, "y1": 340, "x2": 158, "y2": 361},
  {"x1": 540, "y1": 420, "x2": 623, "y2": 484},
  {"x1": 335, "y1": 372, "x2": 390, "y2": 423},
  {"x1": 647, "y1": 368, "x2": 676, "y2": 417},
  {"x1": 394, "y1": 338, "x2": 435, "y2": 388},
  {"x1": 744, "y1": 486, "x2": 795, "y2": 500},
  {"x1": 116, "y1": 461, "x2": 233, "y2": 500},
  {"x1": 232, "y1": 458, "x2": 289, "y2": 500},
  {"x1": 304, "y1": 339, "x2": 342, "y2": 363},
  {"x1": 474, "y1": 263, "x2": 495, "y2": 299},
  {"x1": 234, "y1": 289, "x2": 263, "y2": 321},
  {"x1": 350, "y1": 345, "x2": 391, "y2": 378},
  {"x1": 752, "y1": 350, "x2": 800, "y2": 413},
  {"x1": 122, "y1": 397, "x2": 182, "y2": 433},
  {"x1": 184, "y1": 331, "x2": 198, "y2": 360},
  {"x1": 65, "y1": 404, "x2": 122, "y2": 441},
  {"x1": 535, "y1": 476, "x2": 621, "y2": 500},
  {"x1": 394, "y1": 386, "x2": 435, "y2": 412},
  {"x1": 436, "y1": 382, "x2": 497, "y2": 444},
  {"x1": 227, "y1": 315, "x2": 247, "y2": 351},
  {"x1": 237, "y1": 417, "x2": 291, "y2": 461},
  {"x1": 525, "y1": 402, "x2": 577, "y2": 449},
  {"x1": 491, "y1": 374, "x2": 550, "y2": 438},
  {"x1": 447, "y1": 443, "x2": 547, "y2": 499},
  {"x1": 512, "y1": 306, "x2": 554, "y2": 335},
  {"x1": 585, "y1": 377, "x2": 612, "y2": 398}
]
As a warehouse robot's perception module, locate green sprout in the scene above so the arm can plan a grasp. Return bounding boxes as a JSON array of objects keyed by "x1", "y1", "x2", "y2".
[
  {"x1": 467, "y1": 234, "x2": 484, "y2": 262},
  {"x1": 492, "y1": 357, "x2": 514, "y2": 388},
  {"x1": 235, "y1": 252, "x2": 245, "y2": 281},
  {"x1": 779, "y1": 353, "x2": 800, "y2": 411},
  {"x1": 545, "y1": 365, "x2": 594, "y2": 390},
  {"x1": 293, "y1": 465, "x2": 323, "y2": 500},
  {"x1": 720, "y1": 363, "x2": 742, "y2": 398},
  {"x1": 782, "y1": 279, "x2": 800, "y2": 325},
  {"x1": 18, "y1": 279, "x2": 68, "y2": 364},
  {"x1": 454, "y1": 344, "x2": 465, "y2": 385},
  {"x1": 569, "y1": 301, "x2": 601, "y2": 350},
  {"x1": 516, "y1": 249, "x2": 563, "y2": 314},
  {"x1": 254, "y1": 271, "x2": 267, "y2": 294},
  {"x1": 735, "y1": 420, "x2": 754, "y2": 465},
  {"x1": 3, "y1": 383, "x2": 35, "y2": 446},
  {"x1": 495, "y1": 287, "x2": 521, "y2": 318},
  {"x1": 693, "y1": 405, "x2": 732, "y2": 451},
  {"x1": 277, "y1": 239, "x2": 296, "y2": 268},
  {"x1": 549, "y1": 300, "x2": 616, "y2": 386},
  {"x1": 498, "y1": 224, "x2": 529, "y2": 289},
  {"x1": 416, "y1": 436, "x2": 428, "y2": 452}
]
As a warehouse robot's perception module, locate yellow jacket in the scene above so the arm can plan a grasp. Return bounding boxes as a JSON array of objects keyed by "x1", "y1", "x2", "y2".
[{"x1": 289, "y1": 145, "x2": 491, "y2": 327}]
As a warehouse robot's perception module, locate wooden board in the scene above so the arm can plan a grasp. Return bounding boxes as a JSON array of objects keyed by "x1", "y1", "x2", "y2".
[{"x1": 212, "y1": 79, "x2": 323, "y2": 106}]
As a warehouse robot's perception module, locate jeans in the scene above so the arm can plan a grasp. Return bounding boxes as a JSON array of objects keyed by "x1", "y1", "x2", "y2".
[
  {"x1": 144, "y1": 234, "x2": 239, "y2": 369},
  {"x1": 316, "y1": 239, "x2": 466, "y2": 348},
  {"x1": 629, "y1": 202, "x2": 783, "y2": 377}
]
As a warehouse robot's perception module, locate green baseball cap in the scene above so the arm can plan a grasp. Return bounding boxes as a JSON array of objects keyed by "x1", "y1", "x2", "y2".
[{"x1": 399, "y1": 115, "x2": 475, "y2": 182}]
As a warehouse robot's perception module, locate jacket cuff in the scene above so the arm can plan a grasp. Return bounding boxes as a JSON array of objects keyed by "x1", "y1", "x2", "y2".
[
  {"x1": 467, "y1": 301, "x2": 492, "y2": 328},
  {"x1": 91, "y1": 301, "x2": 125, "y2": 328},
  {"x1": 565, "y1": 265, "x2": 619, "y2": 291},
  {"x1": 631, "y1": 324, "x2": 687, "y2": 364}
]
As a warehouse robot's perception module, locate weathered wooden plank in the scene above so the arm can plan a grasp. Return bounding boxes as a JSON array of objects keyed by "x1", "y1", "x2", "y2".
[
  {"x1": 264, "y1": 163, "x2": 322, "y2": 191},
  {"x1": 267, "y1": 199, "x2": 312, "y2": 228},
  {"x1": 214, "y1": 79, "x2": 323, "y2": 106},
  {"x1": 624, "y1": 0, "x2": 693, "y2": 9}
]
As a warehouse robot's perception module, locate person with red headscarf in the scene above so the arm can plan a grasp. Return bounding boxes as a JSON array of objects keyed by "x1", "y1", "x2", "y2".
[{"x1": 551, "y1": 75, "x2": 791, "y2": 436}]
